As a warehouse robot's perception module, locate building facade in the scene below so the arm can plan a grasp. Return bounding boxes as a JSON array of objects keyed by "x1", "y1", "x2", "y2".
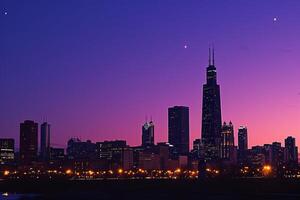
[
  {"x1": 0, "y1": 138, "x2": 14, "y2": 163},
  {"x1": 238, "y1": 126, "x2": 248, "y2": 165},
  {"x1": 284, "y1": 136, "x2": 298, "y2": 167},
  {"x1": 168, "y1": 106, "x2": 189, "y2": 155},
  {"x1": 201, "y1": 48, "x2": 222, "y2": 161},
  {"x1": 220, "y1": 121, "x2": 234, "y2": 160},
  {"x1": 40, "y1": 122, "x2": 51, "y2": 161},
  {"x1": 20, "y1": 120, "x2": 38, "y2": 165},
  {"x1": 142, "y1": 121, "x2": 154, "y2": 147}
]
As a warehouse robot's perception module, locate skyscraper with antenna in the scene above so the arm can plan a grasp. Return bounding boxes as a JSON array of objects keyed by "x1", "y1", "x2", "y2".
[
  {"x1": 142, "y1": 119, "x2": 154, "y2": 147},
  {"x1": 201, "y1": 47, "x2": 222, "y2": 161}
]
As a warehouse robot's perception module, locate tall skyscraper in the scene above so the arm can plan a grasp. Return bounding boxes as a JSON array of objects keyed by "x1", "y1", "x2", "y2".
[
  {"x1": 168, "y1": 106, "x2": 189, "y2": 155},
  {"x1": 20, "y1": 120, "x2": 38, "y2": 165},
  {"x1": 201, "y1": 48, "x2": 222, "y2": 161},
  {"x1": 220, "y1": 121, "x2": 234, "y2": 160},
  {"x1": 237, "y1": 126, "x2": 248, "y2": 165},
  {"x1": 142, "y1": 120, "x2": 154, "y2": 147},
  {"x1": 284, "y1": 136, "x2": 298, "y2": 167},
  {"x1": 238, "y1": 126, "x2": 248, "y2": 151},
  {"x1": 40, "y1": 122, "x2": 51, "y2": 161}
]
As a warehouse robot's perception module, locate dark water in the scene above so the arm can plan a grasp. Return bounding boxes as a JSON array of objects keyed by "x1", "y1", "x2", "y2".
[
  {"x1": 2, "y1": 192, "x2": 300, "y2": 200},
  {"x1": 1, "y1": 179, "x2": 300, "y2": 200}
]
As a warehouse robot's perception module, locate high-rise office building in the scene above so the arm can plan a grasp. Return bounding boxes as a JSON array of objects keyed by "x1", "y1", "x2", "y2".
[
  {"x1": 271, "y1": 142, "x2": 284, "y2": 169},
  {"x1": 168, "y1": 106, "x2": 189, "y2": 155},
  {"x1": 284, "y1": 136, "x2": 298, "y2": 167},
  {"x1": 40, "y1": 122, "x2": 51, "y2": 160},
  {"x1": 142, "y1": 121, "x2": 154, "y2": 147},
  {"x1": 20, "y1": 120, "x2": 38, "y2": 164},
  {"x1": 220, "y1": 121, "x2": 234, "y2": 160},
  {"x1": 238, "y1": 126, "x2": 248, "y2": 164},
  {"x1": 0, "y1": 138, "x2": 14, "y2": 163},
  {"x1": 201, "y1": 48, "x2": 222, "y2": 161},
  {"x1": 238, "y1": 126, "x2": 248, "y2": 151}
]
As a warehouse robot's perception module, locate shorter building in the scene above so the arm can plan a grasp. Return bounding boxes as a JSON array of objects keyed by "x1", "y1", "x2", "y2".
[
  {"x1": 0, "y1": 138, "x2": 14, "y2": 163},
  {"x1": 220, "y1": 121, "x2": 235, "y2": 162},
  {"x1": 284, "y1": 136, "x2": 298, "y2": 167},
  {"x1": 138, "y1": 151, "x2": 161, "y2": 170},
  {"x1": 50, "y1": 147, "x2": 65, "y2": 161},
  {"x1": 142, "y1": 121, "x2": 154, "y2": 147},
  {"x1": 191, "y1": 139, "x2": 203, "y2": 159},
  {"x1": 67, "y1": 138, "x2": 96, "y2": 160},
  {"x1": 96, "y1": 140, "x2": 133, "y2": 170},
  {"x1": 271, "y1": 142, "x2": 284, "y2": 169},
  {"x1": 178, "y1": 155, "x2": 188, "y2": 169}
]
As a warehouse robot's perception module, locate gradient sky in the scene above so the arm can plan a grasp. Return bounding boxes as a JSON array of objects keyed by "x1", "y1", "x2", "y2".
[{"x1": 1, "y1": 0, "x2": 300, "y2": 149}]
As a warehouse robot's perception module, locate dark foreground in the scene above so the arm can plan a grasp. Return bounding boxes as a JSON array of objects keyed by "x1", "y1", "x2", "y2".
[{"x1": 1, "y1": 178, "x2": 300, "y2": 200}]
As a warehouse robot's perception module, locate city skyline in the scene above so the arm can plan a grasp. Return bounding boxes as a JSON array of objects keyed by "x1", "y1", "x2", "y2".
[{"x1": 1, "y1": 1, "x2": 300, "y2": 149}]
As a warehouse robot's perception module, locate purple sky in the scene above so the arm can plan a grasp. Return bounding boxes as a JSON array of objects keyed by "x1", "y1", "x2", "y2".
[{"x1": 1, "y1": 0, "x2": 300, "y2": 149}]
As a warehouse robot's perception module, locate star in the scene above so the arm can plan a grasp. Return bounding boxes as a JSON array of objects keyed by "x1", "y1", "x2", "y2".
[
  {"x1": 273, "y1": 17, "x2": 278, "y2": 22},
  {"x1": 4, "y1": 11, "x2": 7, "y2": 15},
  {"x1": 184, "y1": 45, "x2": 188, "y2": 49}
]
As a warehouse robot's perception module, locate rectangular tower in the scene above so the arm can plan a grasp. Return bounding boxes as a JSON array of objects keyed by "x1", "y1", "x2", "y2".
[
  {"x1": 40, "y1": 122, "x2": 51, "y2": 161},
  {"x1": 237, "y1": 126, "x2": 248, "y2": 165},
  {"x1": 221, "y1": 121, "x2": 234, "y2": 160},
  {"x1": 284, "y1": 136, "x2": 298, "y2": 167},
  {"x1": 142, "y1": 121, "x2": 154, "y2": 147},
  {"x1": 20, "y1": 120, "x2": 38, "y2": 165},
  {"x1": 168, "y1": 106, "x2": 189, "y2": 156}
]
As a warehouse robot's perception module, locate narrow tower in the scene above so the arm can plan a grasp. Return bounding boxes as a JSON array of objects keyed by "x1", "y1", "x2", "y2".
[
  {"x1": 40, "y1": 122, "x2": 51, "y2": 161},
  {"x1": 201, "y1": 47, "x2": 222, "y2": 161}
]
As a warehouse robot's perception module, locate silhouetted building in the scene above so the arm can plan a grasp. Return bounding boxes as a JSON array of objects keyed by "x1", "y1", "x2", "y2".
[
  {"x1": 221, "y1": 121, "x2": 234, "y2": 160},
  {"x1": 238, "y1": 126, "x2": 248, "y2": 165},
  {"x1": 20, "y1": 120, "x2": 38, "y2": 165},
  {"x1": 122, "y1": 148, "x2": 134, "y2": 170},
  {"x1": 201, "y1": 48, "x2": 222, "y2": 161},
  {"x1": 50, "y1": 147, "x2": 65, "y2": 161},
  {"x1": 138, "y1": 151, "x2": 161, "y2": 170},
  {"x1": 284, "y1": 136, "x2": 298, "y2": 167},
  {"x1": 40, "y1": 122, "x2": 50, "y2": 161},
  {"x1": 168, "y1": 106, "x2": 189, "y2": 155},
  {"x1": 96, "y1": 140, "x2": 127, "y2": 160},
  {"x1": 156, "y1": 142, "x2": 172, "y2": 170},
  {"x1": 96, "y1": 140, "x2": 132, "y2": 170},
  {"x1": 247, "y1": 146, "x2": 266, "y2": 168},
  {"x1": 271, "y1": 142, "x2": 284, "y2": 169},
  {"x1": 142, "y1": 120, "x2": 154, "y2": 147},
  {"x1": 67, "y1": 138, "x2": 96, "y2": 160},
  {"x1": 263, "y1": 144, "x2": 272, "y2": 165},
  {"x1": 0, "y1": 138, "x2": 14, "y2": 163},
  {"x1": 191, "y1": 139, "x2": 204, "y2": 159}
]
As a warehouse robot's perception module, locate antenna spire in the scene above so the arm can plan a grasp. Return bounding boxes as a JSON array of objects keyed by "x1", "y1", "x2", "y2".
[
  {"x1": 212, "y1": 45, "x2": 215, "y2": 66},
  {"x1": 208, "y1": 47, "x2": 211, "y2": 66}
]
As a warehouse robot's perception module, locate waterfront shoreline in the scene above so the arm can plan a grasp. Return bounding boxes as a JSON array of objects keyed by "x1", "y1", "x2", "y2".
[{"x1": 1, "y1": 178, "x2": 300, "y2": 197}]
